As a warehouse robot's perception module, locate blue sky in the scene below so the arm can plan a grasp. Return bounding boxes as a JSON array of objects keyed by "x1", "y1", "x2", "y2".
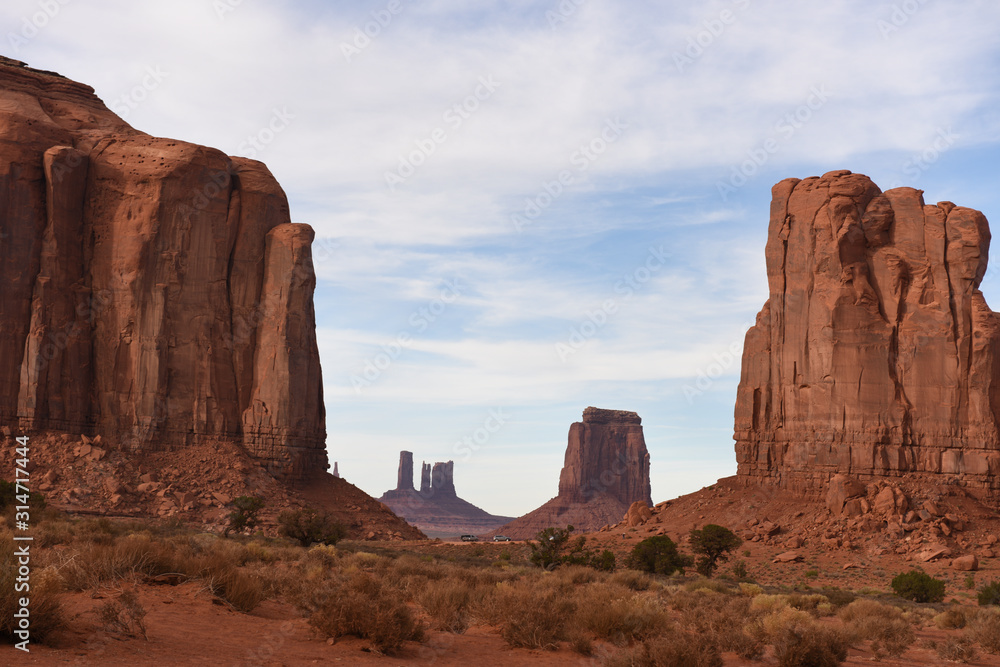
[{"x1": 6, "y1": 0, "x2": 1000, "y2": 516}]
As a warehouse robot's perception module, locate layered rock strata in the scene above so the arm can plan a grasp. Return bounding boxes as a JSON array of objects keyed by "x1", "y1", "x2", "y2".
[
  {"x1": 493, "y1": 407, "x2": 653, "y2": 539},
  {"x1": 0, "y1": 58, "x2": 326, "y2": 478},
  {"x1": 735, "y1": 170, "x2": 1000, "y2": 495}
]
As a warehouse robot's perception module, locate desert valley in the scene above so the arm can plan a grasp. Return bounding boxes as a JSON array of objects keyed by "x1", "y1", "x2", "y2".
[{"x1": 4, "y1": 6, "x2": 1000, "y2": 666}]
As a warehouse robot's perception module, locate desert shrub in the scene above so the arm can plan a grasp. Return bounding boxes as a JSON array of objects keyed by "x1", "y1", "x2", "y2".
[
  {"x1": 569, "y1": 632, "x2": 593, "y2": 655},
  {"x1": 891, "y1": 570, "x2": 945, "y2": 603},
  {"x1": 295, "y1": 570, "x2": 424, "y2": 654},
  {"x1": 603, "y1": 631, "x2": 722, "y2": 667},
  {"x1": 935, "y1": 607, "x2": 968, "y2": 629},
  {"x1": 0, "y1": 538, "x2": 64, "y2": 645},
  {"x1": 739, "y1": 582, "x2": 764, "y2": 597},
  {"x1": 937, "y1": 635, "x2": 978, "y2": 662},
  {"x1": 732, "y1": 559, "x2": 749, "y2": 580},
  {"x1": 0, "y1": 479, "x2": 45, "y2": 512},
  {"x1": 97, "y1": 589, "x2": 148, "y2": 639},
  {"x1": 772, "y1": 625, "x2": 850, "y2": 667},
  {"x1": 278, "y1": 508, "x2": 346, "y2": 547},
  {"x1": 575, "y1": 585, "x2": 669, "y2": 645},
  {"x1": 419, "y1": 578, "x2": 473, "y2": 632},
  {"x1": 528, "y1": 526, "x2": 575, "y2": 569},
  {"x1": 788, "y1": 593, "x2": 830, "y2": 615},
  {"x1": 590, "y1": 549, "x2": 617, "y2": 572},
  {"x1": 499, "y1": 585, "x2": 574, "y2": 649},
  {"x1": 839, "y1": 599, "x2": 914, "y2": 659},
  {"x1": 968, "y1": 607, "x2": 1000, "y2": 654},
  {"x1": 608, "y1": 569, "x2": 654, "y2": 591},
  {"x1": 684, "y1": 577, "x2": 730, "y2": 594},
  {"x1": 820, "y1": 587, "x2": 856, "y2": 608},
  {"x1": 628, "y1": 536, "x2": 693, "y2": 575},
  {"x1": 751, "y1": 593, "x2": 790, "y2": 614},
  {"x1": 62, "y1": 534, "x2": 177, "y2": 590},
  {"x1": 206, "y1": 567, "x2": 266, "y2": 612},
  {"x1": 225, "y1": 496, "x2": 264, "y2": 536},
  {"x1": 689, "y1": 524, "x2": 742, "y2": 578},
  {"x1": 979, "y1": 580, "x2": 1000, "y2": 606}
]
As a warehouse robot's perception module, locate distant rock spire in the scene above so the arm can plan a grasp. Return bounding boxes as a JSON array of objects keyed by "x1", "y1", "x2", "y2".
[
  {"x1": 396, "y1": 451, "x2": 414, "y2": 490},
  {"x1": 419, "y1": 462, "x2": 431, "y2": 494},
  {"x1": 333, "y1": 462, "x2": 340, "y2": 478}
]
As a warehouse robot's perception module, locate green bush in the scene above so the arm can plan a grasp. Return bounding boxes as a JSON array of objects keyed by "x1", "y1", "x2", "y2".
[
  {"x1": 689, "y1": 524, "x2": 742, "y2": 577},
  {"x1": 891, "y1": 570, "x2": 945, "y2": 603},
  {"x1": 979, "y1": 580, "x2": 1000, "y2": 606},
  {"x1": 628, "y1": 535, "x2": 693, "y2": 575},
  {"x1": 278, "y1": 508, "x2": 346, "y2": 547},
  {"x1": 226, "y1": 496, "x2": 264, "y2": 536}
]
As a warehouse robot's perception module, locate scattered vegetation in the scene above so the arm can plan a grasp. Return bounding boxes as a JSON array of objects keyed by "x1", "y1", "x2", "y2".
[
  {"x1": 628, "y1": 535, "x2": 693, "y2": 575},
  {"x1": 891, "y1": 569, "x2": 945, "y2": 603},
  {"x1": 528, "y1": 525, "x2": 616, "y2": 571},
  {"x1": 277, "y1": 507, "x2": 346, "y2": 547},
  {"x1": 225, "y1": 495, "x2": 265, "y2": 535},
  {"x1": 97, "y1": 589, "x2": 148, "y2": 639},
  {"x1": 689, "y1": 524, "x2": 742, "y2": 577},
  {"x1": 979, "y1": 580, "x2": 1000, "y2": 606}
]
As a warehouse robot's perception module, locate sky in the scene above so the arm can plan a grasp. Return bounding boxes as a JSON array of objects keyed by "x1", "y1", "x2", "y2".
[{"x1": 5, "y1": 0, "x2": 1000, "y2": 517}]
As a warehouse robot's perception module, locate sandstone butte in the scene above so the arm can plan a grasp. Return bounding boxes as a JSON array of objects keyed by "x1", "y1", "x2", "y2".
[
  {"x1": 378, "y1": 451, "x2": 513, "y2": 538},
  {"x1": 735, "y1": 169, "x2": 1000, "y2": 496},
  {"x1": 493, "y1": 407, "x2": 652, "y2": 540},
  {"x1": 0, "y1": 56, "x2": 326, "y2": 480}
]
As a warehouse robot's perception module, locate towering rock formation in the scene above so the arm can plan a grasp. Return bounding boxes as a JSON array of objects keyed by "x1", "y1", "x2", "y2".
[
  {"x1": 0, "y1": 58, "x2": 326, "y2": 478},
  {"x1": 380, "y1": 452, "x2": 513, "y2": 538},
  {"x1": 397, "y1": 451, "x2": 414, "y2": 491},
  {"x1": 431, "y1": 461, "x2": 456, "y2": 497},
  {"x1": 735, "y1": 170, "x2": 1000, "y2": 495},
  {"x1": 494, "y1": 407, "x2": 653, "y2": 539},
  {"x1": 419, "y1": 462, "x2": 432, "y2": 494}
]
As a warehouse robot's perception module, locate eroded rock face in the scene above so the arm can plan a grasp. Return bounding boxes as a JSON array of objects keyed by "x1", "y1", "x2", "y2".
[
  {"x1": 0, "y1": 59, "x2": 326, "y2": 478},
  {"x1": 735, "y1": 170, "x2": 1000, "y2": 494},
  {"x1": 493, "y1": 407, "x2": 653, "y2": 538}
]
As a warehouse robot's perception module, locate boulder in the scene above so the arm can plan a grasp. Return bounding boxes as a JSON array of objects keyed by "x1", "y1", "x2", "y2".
[
  {"x1": 952, "y1": 555, "x2": 979, "y2": 571},
  {"x1": 773, "y1": 551, "x2": 804, "y2": 563},
  {"x1": 624, "y1": 500, "x2": 653, "y2": 527},
  {"x1": 735, "y1": 171, "x2": 1000, "y2": 495},
  {"x1": 916, "y1": 545, "x2": 952, "y2": 562},
  {"x1": 826, "y1": 474, "x2": 866, "y2": 513}
]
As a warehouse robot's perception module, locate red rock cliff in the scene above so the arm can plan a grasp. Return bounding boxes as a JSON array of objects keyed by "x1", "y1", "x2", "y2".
[
  {"x1": 0, "y1": 58, "x2": 326, "y2": 478},
  {"x1": 735, "y1": 170, "x2": 1000, "y2": 494}
]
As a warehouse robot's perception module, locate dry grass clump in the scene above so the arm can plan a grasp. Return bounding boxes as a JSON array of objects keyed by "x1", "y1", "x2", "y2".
[
  {"x1": 608, "y1": 569, "x2": 655, "y2": 591},
  {"x1": 603, "y1": 631, "x2": 723, "y2": 667},
  {"x1": 935, "y1": 607, "x2": 968, "y2": 630},
  {"x1": 772, "y1": 625, "x2": 850, "y2": 667},
  {"x1": 936, "y1": 635, "x2": 978, "y2": 662},
  {"x1": 0, "y1": 531, "x2": 65, "y2": 644},
  {"x1": 292, "y1": 569, "x2": 424, "y2": 654},
  {"x1": 97, "y1": 589, "x2": 148, "y2": 639},
  {"x1": 61, "y1": 533, "x2": 178, "y2": 590},
  {"x1": 419, "y1": 577, "x2": 476, "y2": 633},
  {"x1": 967, "y1": 607, "x2": 1000, "y2": 654},
  {"x1": 839, "y1": 598, "x2": 914, "y2": 660},
  {"x1": 575, "y1": 584, "x2": 670, "y2": 646},
  {"x1": 482, "y1": 580, "x2": 575, "y2": 649},
  {"x1": 787, "y1": 593, "x2": 831, "y2": 616}
]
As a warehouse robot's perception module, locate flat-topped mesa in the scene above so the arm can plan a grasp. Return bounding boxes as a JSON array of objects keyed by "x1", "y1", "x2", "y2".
[
  {"x1": 582, "y1": 407, "x2": 642, "y2": 425},
  {"x1": 0, "y1": 59, "x2": 326, "y2": 479},
  {"x1": 735, "y1": 170, "x2": 1000, "y2": 496},
  {"x1": 492, "y1": 407, "x2": 653, "y2": 539},
  {"x1": 396, "y1": 451, "x2": 415, "y2": 491},
  {"x1": 559, "y1": 407, "x2": 652, "y2": 506}
]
